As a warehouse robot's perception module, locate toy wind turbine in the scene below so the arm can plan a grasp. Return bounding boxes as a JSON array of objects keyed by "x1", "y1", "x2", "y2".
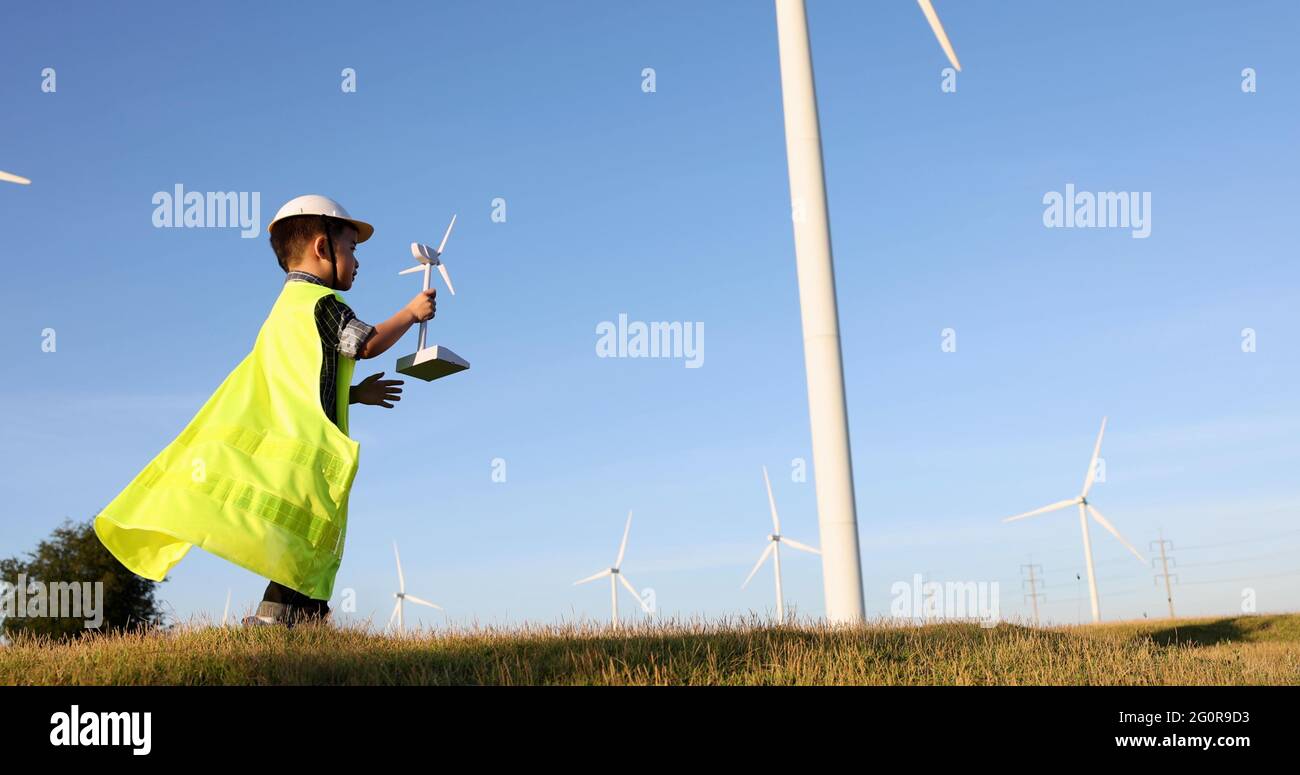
[
  {"x1": 396, "y1": 214, "x2": 470, "y2": 381},
  {"x1": 0, "y1": 170, "x2": 31, "y2": 185}
]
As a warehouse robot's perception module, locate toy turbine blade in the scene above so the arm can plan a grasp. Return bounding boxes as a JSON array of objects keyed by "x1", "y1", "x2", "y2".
[
  {"x1": 437, "y1": 263, "x2": 455, "y2": 295},
  {"x1": 0, "y1": 170, "x2": 31, "y2": 185},
  {"x1": 399, "y1": 265, "x2": 424, "y2": 275},
  {"x1": 437, "y1": 214, "x2": 457, "y2": 255}
]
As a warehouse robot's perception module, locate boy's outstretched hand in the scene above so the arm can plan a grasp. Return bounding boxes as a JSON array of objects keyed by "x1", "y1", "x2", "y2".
[{"x1": 351, "y1": 372, "x2": 404, "y2": 408}]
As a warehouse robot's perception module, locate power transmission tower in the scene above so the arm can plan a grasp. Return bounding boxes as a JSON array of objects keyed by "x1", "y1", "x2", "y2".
[
  {"x1": 1150, "y1": 532, "x2": 1178, "y2": 619},
  {"x1": 1021, "y1": 562, "x2": 1045, "y2": 626}
]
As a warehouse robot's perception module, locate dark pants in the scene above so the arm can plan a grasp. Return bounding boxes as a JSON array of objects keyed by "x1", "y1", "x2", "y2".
[{"x1": 259, "y1": 581, "x2": 330, "y2": 623}]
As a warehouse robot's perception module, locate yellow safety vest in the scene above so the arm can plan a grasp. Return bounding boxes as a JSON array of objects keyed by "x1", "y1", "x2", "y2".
[{"x1": 94, "y1": 281, "x2": 360, "y2": 600}]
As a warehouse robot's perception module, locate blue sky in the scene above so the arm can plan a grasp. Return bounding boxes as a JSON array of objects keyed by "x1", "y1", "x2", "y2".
[{"x1": 2, "y1": 0, "x2": 1298, "y2": 629}]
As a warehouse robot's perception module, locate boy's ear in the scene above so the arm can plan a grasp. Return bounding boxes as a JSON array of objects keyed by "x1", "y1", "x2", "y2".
[{"x1": 312, "y1": 235, "x2": 330, "y2": 260}]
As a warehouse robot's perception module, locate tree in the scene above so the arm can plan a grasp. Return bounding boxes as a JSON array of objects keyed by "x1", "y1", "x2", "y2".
[{"x1": 1, "y1": 517, "x2": 164, "y2": 641}]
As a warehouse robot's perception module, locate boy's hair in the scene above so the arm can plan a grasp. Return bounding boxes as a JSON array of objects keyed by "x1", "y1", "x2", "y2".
[{"x1": 269, "y1": 215, "x2": 352, "y2": 272}]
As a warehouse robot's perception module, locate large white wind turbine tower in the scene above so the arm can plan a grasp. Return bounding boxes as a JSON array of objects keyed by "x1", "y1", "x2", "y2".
[
  {"x1": 388, "y1": 541, "x2": 443, "y2": 633},
  {"x1": 742, "y1": 466, "x2": 821, "y2": 623},
  {"x1": 1001, "y1": 417, "x2": 1146, "y2": 623},
  {"x1": 574, "y1": 511, "x2": 645, "y2": 629},
  {"x1": 773, "y1": 0, "x2": 964, "y2": 624}
]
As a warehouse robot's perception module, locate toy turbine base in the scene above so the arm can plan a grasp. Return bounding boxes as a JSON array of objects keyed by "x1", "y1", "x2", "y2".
[{"x1": 396, "y1": 346, "x2": 470, "y2": 382}]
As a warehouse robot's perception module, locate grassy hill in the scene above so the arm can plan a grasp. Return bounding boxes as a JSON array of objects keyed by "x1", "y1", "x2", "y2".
[{"x1": 2, "y1": 614, "x2": 1297, "y2": 685}]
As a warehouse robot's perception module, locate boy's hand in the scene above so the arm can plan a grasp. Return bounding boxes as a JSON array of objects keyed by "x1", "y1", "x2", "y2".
[
  {"x1": 354, "y1": 290, "x2": 437, "y2": 360},
  {"x1": 405, "y1": 289, "x2": 436, "y2": 324},
  {"x1": 351, "y1": 372, "x2": 404, "y2": 408}
]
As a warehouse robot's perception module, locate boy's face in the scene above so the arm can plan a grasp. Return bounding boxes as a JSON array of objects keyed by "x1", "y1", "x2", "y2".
[
  {"x1": 298, "y1": 224, "x2": 360, "y2": 290},
  {"x1": 330, "y1": 225, "x2": 360, "y2": 291}
]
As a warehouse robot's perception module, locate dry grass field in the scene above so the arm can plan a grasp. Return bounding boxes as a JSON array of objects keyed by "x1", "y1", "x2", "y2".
[{"x1": 1, "y1": 613, "x2": 1296, "y2": 685}]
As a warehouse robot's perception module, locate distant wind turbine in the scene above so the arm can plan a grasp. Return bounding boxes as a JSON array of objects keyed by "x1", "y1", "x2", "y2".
[
  {"x1": 1001, "y1": 417, "x2": 1146, "y2": 623},
  {"x1": 742, "y1": 466, "x2": 821, "y2": 623},
  {"x1": 574, "y1": 511, "x2": 646, "y2": 629},
  {"x1": 222, "y1": 588, "x2": 231, "y2": 626},
  {"x1": 388, "y1": 541, "x2": 442, "y2": 632}
]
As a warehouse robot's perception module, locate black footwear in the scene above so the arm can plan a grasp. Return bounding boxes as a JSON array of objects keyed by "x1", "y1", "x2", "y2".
[{"x1": 247, "y1": 598, "x2": 331, "y2": 628}]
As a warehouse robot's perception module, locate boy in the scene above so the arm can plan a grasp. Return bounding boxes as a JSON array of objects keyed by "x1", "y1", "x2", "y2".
[{"x1": 94, "y1": 195, "x2": 435, "y2": 627}]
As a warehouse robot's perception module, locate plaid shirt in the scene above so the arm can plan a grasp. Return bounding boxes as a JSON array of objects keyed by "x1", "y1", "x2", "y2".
[{"x1": 283, "y1": 271, "x2": 375, "y2": 428}]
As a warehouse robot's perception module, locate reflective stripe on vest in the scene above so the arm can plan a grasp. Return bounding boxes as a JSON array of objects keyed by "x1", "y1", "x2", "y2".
[{"x1": 94, "y1": 281, "x2": 360, "y2": 600}]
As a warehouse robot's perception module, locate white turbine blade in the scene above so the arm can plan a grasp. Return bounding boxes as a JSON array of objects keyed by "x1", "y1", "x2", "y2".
[
  {"x1": 1081, "y1": 416, "x2": 1108, "y2": 497},
  {"x1": 761, "y1": 466, "x2": 782, "y2": 534},
  {"x1": 399, "y1": 264, "x2": 425, "y2": 275},
  {"x1": 617, "y1": 574, "x2": 640, "y2": 601},
  {"x1": 437, "y1": 263, "x2": 455, "y2": 296},
  {"x1": 575, "y1": 569, "x2": 612, "y2": 586},
  {"x1": 393, "y1": 541, "x2": 405, "y2": 593},
  {"x1": 1086, "y1": 504, "x2": 1146, "y2": 564},
  {"x1": 1002, "y1": 498, "x2": 1080, "y2": 523},
  {"x1": 222, "y1": 589, "x2": 231, "y2": 625},
  {"x1": 405, "y1": 595, "x2": 443, "y2": 610},
  {"x1": 1, "y1": 170, "x2": 31, "y2": 185},
  {"x1": 388, "y1": 599, "x2": 401, "y2": 628},
  {"x1": 741, "y1": 543, "x2": 776, "y2": 589},
  {"x1": 782, "y1": 537, "x2": 821, "y2": 555},
  {"x1": 615, "y1": 510, "x2": 633, "y2": 568},
  {"x1": 437, "y1": 214, "x2": 457, "y2": 255},
  {"x1": 916, "y1": 0, "x2": 962, "y2": 72}
]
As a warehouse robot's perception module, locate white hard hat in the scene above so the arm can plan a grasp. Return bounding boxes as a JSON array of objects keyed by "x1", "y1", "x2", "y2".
[{"x1": 267, "y1": 194, "x2": 374, "y2": 243}]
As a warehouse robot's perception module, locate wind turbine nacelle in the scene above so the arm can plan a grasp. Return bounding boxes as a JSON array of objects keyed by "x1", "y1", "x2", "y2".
[{"x1": 411, "y1": 242, "x2": 441, "y2": 264}]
